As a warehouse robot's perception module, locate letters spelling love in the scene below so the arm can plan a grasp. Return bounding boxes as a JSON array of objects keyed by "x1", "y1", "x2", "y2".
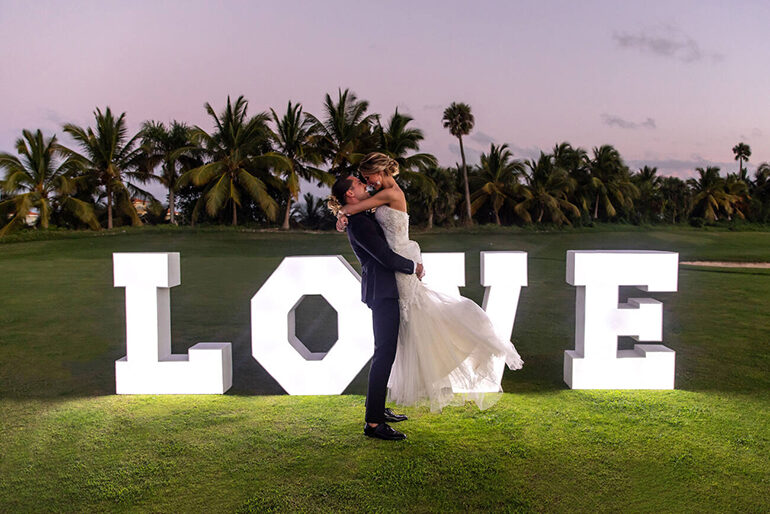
[{"x1": 112, "y1": 250, "x2": 678, "y2": 394}]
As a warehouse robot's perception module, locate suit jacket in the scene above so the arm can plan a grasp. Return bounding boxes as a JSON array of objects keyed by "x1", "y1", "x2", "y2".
[{"x1": 346, "y1": 211, "x2": 415, "y2": 307}]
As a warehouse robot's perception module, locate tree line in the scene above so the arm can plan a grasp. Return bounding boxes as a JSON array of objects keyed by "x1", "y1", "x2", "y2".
[{"x1": 1, "y1": 89, "x2": 768, "y2": 236}]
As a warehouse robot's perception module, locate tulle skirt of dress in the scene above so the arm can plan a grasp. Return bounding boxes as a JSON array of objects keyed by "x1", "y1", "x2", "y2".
[{"x1": 386, "y1": 274, "x2": 524, "y2": 412}]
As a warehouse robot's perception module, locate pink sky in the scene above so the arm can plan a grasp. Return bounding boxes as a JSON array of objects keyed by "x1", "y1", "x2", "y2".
[{"x1": 2, "y1": 0, "x2": 768, "y2": 195}]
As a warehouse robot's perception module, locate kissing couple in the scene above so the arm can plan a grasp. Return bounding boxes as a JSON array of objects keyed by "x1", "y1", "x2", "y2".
[{"x1": 328, "y1": 152, "x2": 523, "y2": 441}]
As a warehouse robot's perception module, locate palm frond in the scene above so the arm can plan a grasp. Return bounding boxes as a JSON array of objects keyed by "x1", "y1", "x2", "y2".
[
  {"x1": 205, "y1": 174, "x2": 231, "y2": 216},
  {"x1": 237, "y1": 169, "x2": 278, "y2": 221},
  {"x1": 178, "y1": 162, "x2": 225, "y2": 188},
  {"x1": 60, "y1": 196, "x2": 101, "y2": 229}
]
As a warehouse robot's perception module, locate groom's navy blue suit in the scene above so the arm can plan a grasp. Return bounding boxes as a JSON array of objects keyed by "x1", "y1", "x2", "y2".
[{"x1": 346, "y1": 211, "x2": 415, "y2": 424}]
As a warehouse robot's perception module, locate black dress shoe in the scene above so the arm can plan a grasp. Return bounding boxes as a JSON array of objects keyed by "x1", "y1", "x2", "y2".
[
  {"x1": 383, "y1": 408, "x2": 408, "y2": 423},
  {"x1": 364, "y1": 422, "x2": 406, "y2": 440}
]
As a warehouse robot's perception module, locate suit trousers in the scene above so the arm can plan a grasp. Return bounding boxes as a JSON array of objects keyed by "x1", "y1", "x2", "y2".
[{"x1": 365, "y1": 298, "x2": 400, "y2": 424}]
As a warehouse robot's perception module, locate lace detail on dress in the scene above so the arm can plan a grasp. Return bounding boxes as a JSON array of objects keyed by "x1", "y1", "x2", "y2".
[
  {"x1": 374, "y1": 205, "x2": 410, "y2": 249},
  {"x1": 374, "y1": 206, "x2": 422, "y2": 322},
  {"x1": 373, "y1": 205, "x2": 524, "y2": 412}
]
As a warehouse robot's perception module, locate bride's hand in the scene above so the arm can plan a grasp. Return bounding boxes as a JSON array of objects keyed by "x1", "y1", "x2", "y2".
[{"x1": 335, "y1": 215, "x2": 348, "y2": 232}]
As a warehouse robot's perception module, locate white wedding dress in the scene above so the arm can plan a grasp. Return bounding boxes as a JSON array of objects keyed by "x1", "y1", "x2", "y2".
[{"x1": 375, "y1": 205, "x2": 523, "y2": 412}]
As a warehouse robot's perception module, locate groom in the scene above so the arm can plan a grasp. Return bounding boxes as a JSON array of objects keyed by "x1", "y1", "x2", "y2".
[{"x1": 331, "y1": 175, "x2": 423, "y2": 441}]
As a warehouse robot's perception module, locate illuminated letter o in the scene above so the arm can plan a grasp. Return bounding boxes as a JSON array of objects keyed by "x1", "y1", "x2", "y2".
[{"x1": 250, "y1": 256, "x2": 374, "y2": 395}]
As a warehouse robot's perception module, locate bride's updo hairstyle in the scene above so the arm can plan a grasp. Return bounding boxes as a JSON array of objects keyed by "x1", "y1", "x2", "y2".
[
  {"x1": 327, "y1": 176, "x2": 353, "y2": 215},
  {"x1": 358, "y1": 152, "x2": 399, "y2": 177}
]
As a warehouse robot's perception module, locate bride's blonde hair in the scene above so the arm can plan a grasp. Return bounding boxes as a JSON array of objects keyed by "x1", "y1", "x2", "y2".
[{"x1": 358, "y1": 152, "x2": 399, "y2": 177}]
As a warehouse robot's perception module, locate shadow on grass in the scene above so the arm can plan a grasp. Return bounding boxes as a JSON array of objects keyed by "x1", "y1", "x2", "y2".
[
  {"x1": 680, "y1": 266, "x2": 770, "y2": 278},
  {"x1": 5, "y1": 343, "x2": 766, "y2": 400},
  {"x1": 6, "y1": 302, "x2": 765, "y2": 399}
]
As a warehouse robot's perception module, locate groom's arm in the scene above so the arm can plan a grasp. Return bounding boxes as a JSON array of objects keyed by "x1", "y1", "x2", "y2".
[{"x1": 348, "y1": 216, "x2": 415, "y2": 275}]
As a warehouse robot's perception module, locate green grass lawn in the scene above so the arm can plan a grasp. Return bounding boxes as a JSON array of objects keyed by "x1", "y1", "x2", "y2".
[{"x1": 1, "y1": 226, "x2": 769, "y2": 512}]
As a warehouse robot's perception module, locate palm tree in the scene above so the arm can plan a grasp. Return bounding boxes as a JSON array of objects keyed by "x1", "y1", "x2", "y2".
[
  {"x1": 588, "y1": 145, "x2": 638, "y2": 220},
  {"x1": 270, "y1": 101, "x2": 329, "y2": 230},
  {"x1": 632, "y1": 166, "x2": 663, "y2": 222},
  {"x1": 138, "y1": 120, "x2": 198, "y2": 225},
  {"x1": 376, "y1": 108, "x2": 438, "y2": 214},
  {"x1": 442, "y1": 102, "x2": 475, "y2": 225},
  {"x1": 725, "y1": 171, "x2": 750, "y2": 219},
  {"x1": 750, "y1": 162, "x2": 770, "y2": 221},
  {"x1": 305, "y1": 88, "x2": 378, "y2": 176},
  {"x1": 660, "y1": 176, "x2": 690, "y2": 223},
  {"x1": 60, "y1": 107, "x2": 146, "y2": 229},
  {"x1": 290, "y1": 192, "x2": 336, "y2": 230},
  {"x1": 755, "y1": 162, "x2": 770, "y2": 186},
  {"x1": 552, "y1": 142, "x2": 591, "y2": 217},
  {"x1": 0, "y1": 129, "x2": 99, "y2": 235},
  {"x1": 515, "y1": 152, "x2": 580, "y2": 225},
  {"x1": 732, "y1": 142, "x2": 751, "y2": 179},
  {"x1": 178, "y1": 96, "x2": 289, "y2": 226},
  {"x1": 469, "y1": 143, "x2": 524, "y2": 225},
  {"x1": 412, "y1": 165, "x2": 460, "y2": 229},
  {"x1": 687, "y1": 166, "x2": 743, "y2": 221},
  {"x1": 376, "y1": 109, "x2": 437, "y2": 172}
]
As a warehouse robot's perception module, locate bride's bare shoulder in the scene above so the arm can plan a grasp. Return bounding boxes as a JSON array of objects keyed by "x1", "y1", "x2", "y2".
[{"x1": 389, "y1": 186, "x2": 408, "y2": 212}]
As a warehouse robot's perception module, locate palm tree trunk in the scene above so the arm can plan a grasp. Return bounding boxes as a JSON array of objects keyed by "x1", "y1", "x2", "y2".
[
  {"x1": 458, "y1": 136, "x2": 473, "y2": 226},
  {"x1": 107, "y1": 184, "x2": 113, "y2": 229},
  {"x1": 537, "y1": 207, "x2": 544, "y2": 223},
  {"x1": 232, "y1": 201, "x2": 237, "y2": 226},
  {"x1": 282, "y1": 196, "x2": 292, "y2": 230},
  {"x1": 168, "y1": 188, "x2": 176, "y2": 225},
  {"x1": 427, "y1": 205, "x2": 434, "y2": 229},
  {"x1": 593, "y1": 192, "x2": 599, "y2": 220},
  {"x1": 40, "y1": 199, "x2": 49, "y2": 229},
  {"x1": 494, "y1": 208, "x2": 501, "y2": 225}
]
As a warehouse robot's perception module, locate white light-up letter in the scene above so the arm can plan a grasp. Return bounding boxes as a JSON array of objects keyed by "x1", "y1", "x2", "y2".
[
  {"x1": 421, "y1": 252, "x2": 527, "y2": 393},
  {"x1": 421, "y1": 252, "x2": 465, "y2": 298},
  {"x1": 250, "y1": 256, "x2": 373, "y2": 395},
  {"x1": 564, "y1": 250, "x2": 678, "y2": 389},
  {"x1": 478, "y1": 251, "x2": 528, "y2": 391},
  {"x1": 113, "y1": 253, "x2": 232, "y2": 394}
]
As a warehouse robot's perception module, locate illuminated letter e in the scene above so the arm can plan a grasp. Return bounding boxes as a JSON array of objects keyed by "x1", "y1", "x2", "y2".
[{"x1": 565, "y1": 250, "x2": 677, "y2": 389}]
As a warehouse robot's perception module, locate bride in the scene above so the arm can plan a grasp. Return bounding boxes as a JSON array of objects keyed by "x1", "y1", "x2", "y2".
[{"x1": 334, "y1": 152, "x2": 523, "y2": 412}]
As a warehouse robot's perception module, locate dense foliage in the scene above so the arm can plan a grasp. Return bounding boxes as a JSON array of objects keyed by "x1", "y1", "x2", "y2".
[{"x1": 1, "y1": 90, "x2": 768, "y2": 234}]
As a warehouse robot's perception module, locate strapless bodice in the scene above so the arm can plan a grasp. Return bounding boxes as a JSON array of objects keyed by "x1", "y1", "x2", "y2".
[{"x1": 374, "y1": 205, "x2": 410, "y2": 251}]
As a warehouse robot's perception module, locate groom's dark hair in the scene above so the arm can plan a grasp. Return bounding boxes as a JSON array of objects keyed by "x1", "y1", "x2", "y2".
[{"x1": 331, "y1": 175, "x2": 354, "y2": 206}]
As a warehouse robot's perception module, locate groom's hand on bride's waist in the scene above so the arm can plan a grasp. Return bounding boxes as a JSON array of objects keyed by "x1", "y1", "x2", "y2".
[{"x1": 416, "y1": 263, "x2": 424, "y2": 280}]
